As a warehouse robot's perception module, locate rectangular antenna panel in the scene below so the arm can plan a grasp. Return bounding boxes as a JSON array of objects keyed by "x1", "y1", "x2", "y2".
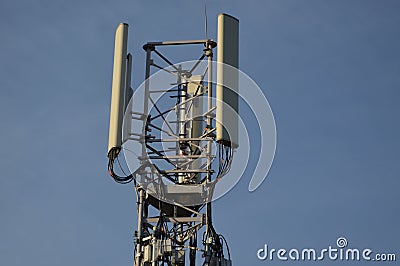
[
  {"x1": 216, "y1": 14, "x2": 239, "y2": 147},
  {"x1": 108, "y1": 23, "x2": 129, "y2": 155},
  {"x1": 188, "y1": 75, "x2": 204, "y2": 182},
  {"x1": 188, "y1": 75, "x2": 204, "y2": 141},
  {"x1": 124, "y1": 53, "x2": 133, "y2": 110},
  {"x1": 123, "y1": 53, "x2": 133, "y2": 144}
]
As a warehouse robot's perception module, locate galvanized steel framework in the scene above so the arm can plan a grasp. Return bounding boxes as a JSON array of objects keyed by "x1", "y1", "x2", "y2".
[{"x1": 131, "y1": 39, "x2": 231, "y2": 266}]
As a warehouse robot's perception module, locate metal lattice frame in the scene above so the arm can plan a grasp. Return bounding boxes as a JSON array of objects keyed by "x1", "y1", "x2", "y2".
[{"x1": 128, "y1": 40, "x2": 231, "y2": 266}]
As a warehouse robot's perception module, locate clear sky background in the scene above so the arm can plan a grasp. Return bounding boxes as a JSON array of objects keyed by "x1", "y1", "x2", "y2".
[{"x1": 0, "y1": 0, "x2": 399, "y2": 265}]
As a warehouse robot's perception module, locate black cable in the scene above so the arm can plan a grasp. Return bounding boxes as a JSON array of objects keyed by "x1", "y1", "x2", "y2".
[
  {"x1": 116, "y1": 156, "x2": 129, "y2": 176},
  {"x1": 219, "y1": 234, "x2": 231, "y2": 260},
  {"x1": 107, "y1": 149, "x2": 136, "y2": 184}
]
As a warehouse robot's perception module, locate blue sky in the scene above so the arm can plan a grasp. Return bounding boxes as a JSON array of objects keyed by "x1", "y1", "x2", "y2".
[{"x1": 0, "y1": 0, "x2": 399, "y2": 265}]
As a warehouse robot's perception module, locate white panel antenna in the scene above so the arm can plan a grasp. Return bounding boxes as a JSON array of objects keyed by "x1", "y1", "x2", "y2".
[
  {"x1": 108, "y1": 23, "x2": 129, "y2": 159},
  {"x1": 216, "y1": 14, "x2": 239, "y2": 148},
  {"x1": 123, "y1": 53, "x2": 133, "y2": 144},
  {"x1": 188, "y1": 75, "x2": 204, "y2": 182}
]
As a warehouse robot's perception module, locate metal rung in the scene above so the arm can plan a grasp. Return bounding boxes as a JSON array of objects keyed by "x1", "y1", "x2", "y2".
[
  {"x1": 161, "y1": 169, "x2": 212, "y2": 173},
  {"x1": 144, "y1": 39, "x2": 216, "y2": 48},
  {"x1": 144, "y1": 216, "x2": 204, "y2": 223},
  {"x1": 149, "y1": 155, "x2": 208, "y2": 159},
  {"x1": 150, "y1": 89, "x2": 179, "y2": 93},
  {"x1": 147, "y1": 138, "x2": 214, "y2": 142}
]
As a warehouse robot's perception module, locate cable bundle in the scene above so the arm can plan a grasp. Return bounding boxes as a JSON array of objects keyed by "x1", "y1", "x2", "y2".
[
  {"x1": 217, "y1": 143, "x2": 233, "y2": 178},
  {"x1": 107, "y1": 147, "x2": 135, "y2": 184}
]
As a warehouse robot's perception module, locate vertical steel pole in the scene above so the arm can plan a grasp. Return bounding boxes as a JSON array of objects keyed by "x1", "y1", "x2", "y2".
[
  {"x1": 135, "y1": 47, "x2": 152, "y2": 266},
  {"x1": 207, "y1": 43, "x2": 213, "y2": 140},
  {"x1": 135, "y1": 188, "x2": 145, "y2": 266},
  {"x1": 142, "y1": 47, "x2": 152, "y2": 157},
  {"x1": 177, "y1": 65, "x2": 186, "y2": 184},
  {"x1": 189, "y1": 234, "x2": 196, "y2": 266},
  {"x1": 151, "y1": 226, "x2": 157, "y2": 266},
  {"x1": 205, "y1": 41, "x2": 213, "y2": 262}
]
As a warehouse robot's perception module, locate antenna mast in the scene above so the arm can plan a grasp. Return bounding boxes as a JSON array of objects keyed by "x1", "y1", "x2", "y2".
[{"x1": 107, "y1": 14, "x2": 239, "y2": 266}]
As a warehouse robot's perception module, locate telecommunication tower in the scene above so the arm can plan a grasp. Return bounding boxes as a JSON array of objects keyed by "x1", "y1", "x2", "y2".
[{"x1": 106, "y1": 14, "x2": 239, "y2": 266}]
